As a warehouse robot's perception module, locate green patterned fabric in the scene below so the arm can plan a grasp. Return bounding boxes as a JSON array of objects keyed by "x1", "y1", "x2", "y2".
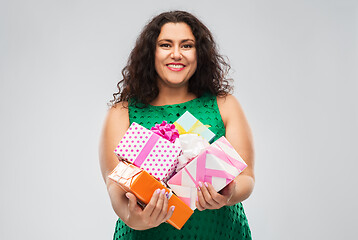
[{"x1": 113, "y1": 92, "x2": 252, "y2": 240}]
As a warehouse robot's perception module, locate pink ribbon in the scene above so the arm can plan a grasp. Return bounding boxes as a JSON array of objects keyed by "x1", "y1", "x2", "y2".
[
  {"x1": 151, "y1": 121, "x2": 179, "y2": 143},
  {"x1": 183, "y1": 149, "x2": 236, "y2": 187},
  {"x1": 211, "y1": 142, "x2": 247, "y2": 171},
  {"x1": 133, "y1": 133, "x2": 160, "y2": 167}
]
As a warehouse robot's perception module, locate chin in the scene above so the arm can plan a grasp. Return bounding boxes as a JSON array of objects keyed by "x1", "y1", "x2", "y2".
[{"x1": 164, "y1": 79, "x2": 188, "y2": 88}]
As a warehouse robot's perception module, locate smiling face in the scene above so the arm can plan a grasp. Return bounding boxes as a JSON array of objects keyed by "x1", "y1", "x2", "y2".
[{"x1": 154, "y1": 22, "x2": 197, "y2": 89}]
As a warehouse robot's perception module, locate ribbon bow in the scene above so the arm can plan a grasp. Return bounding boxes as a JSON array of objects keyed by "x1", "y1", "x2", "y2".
[{"x1": 173, "y1": 120, "x2": 211, "y2": 136}]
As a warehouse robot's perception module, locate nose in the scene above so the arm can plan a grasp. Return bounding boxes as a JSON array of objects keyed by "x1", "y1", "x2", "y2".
[{"x1": 171, "y1": 46, "x2": 182, "y2": 60}]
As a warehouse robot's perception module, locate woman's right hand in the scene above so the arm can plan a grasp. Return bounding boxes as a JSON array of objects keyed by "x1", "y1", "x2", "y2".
[{"x1": 125, "y1": 188, "x2": 175, "y2": 230}]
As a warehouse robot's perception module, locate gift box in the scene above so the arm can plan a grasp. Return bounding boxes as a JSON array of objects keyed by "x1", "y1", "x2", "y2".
[
  {"x1": 176, "y1": 134, "x2": 210, "y2": 172},
  {"x1": 167, "y1": 136, "x2": 248, "y2": 210},
  {"x1": 173, "y1": 111, "x2": 215, "y2": 143},
  {"x1": 108, "y1": 161, "x2": 194, "y2": 230},
  {"x1": 114, "y1": 122, "x2": 181, "y2": 182}
]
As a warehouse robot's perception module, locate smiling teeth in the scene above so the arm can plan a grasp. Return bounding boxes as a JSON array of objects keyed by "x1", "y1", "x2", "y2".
[{"x1": 167, "y1": 64, "x2": 184, "y2": 69}]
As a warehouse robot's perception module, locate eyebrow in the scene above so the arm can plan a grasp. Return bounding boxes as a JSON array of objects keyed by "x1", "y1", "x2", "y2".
[{"x1": 157, "y1": 39, "x2": 195, "y2": 43}]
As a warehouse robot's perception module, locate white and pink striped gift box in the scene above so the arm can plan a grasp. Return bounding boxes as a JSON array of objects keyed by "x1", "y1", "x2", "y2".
[{"x1": 167, "y1": 136, "x2": 247, "y2": 210}]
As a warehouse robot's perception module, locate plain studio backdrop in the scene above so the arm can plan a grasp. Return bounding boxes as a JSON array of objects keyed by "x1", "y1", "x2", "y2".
[{"x1": 0, "y1": 0, "x2": 357, "y2": 239}]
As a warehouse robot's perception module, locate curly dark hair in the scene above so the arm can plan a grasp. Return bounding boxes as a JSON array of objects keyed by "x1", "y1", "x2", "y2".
[{"x1": 111, "y1": 10, "x2": 232, "y2": 106}]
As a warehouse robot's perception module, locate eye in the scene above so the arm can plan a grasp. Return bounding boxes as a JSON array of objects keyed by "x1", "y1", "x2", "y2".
[
  {"x1": 182, "y1": 44, "x2": 193, "y2": 49},
  {"x1": 159, "y1": 43, "x2": 171, "y2": 48}
]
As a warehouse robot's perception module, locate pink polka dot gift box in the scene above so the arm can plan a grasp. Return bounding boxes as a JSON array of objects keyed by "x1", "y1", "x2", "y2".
[{"x1": 114, "y1": 122, "x2": 182, "y2": 182}]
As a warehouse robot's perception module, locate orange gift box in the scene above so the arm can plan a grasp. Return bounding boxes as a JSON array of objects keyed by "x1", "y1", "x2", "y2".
[{"x1": 108, "y1": 160, "x2": 194, "y2": 230}]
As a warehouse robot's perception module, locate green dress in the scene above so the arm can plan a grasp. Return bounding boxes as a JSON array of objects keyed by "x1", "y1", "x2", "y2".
[{"x1": 113, "y1": 92, "x2": 252, "y2": 240}]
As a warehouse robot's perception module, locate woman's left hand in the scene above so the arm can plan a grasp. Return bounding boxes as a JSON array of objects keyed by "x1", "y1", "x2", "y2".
[{"x1": 195, "y1": 179, "x2": 236, "y2": 211}]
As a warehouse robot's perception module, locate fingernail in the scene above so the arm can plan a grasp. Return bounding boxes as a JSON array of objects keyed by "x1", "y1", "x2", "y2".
[
  {"x1": 161, "y1": 189, "x2": 166, "y2": 195},
  {"x1": 125, "y1": 193, "x2": 130, "y2": 199},
  {"x1": 198, "y1": 182, "x2": 203, "y2": 187},
  {"x1": 197, "y1": 186, "x2": 201, "y2": 191},
  {"x1": 171, "y1": 206, "x2": 175, "y2": 211},
  {"x1": 155, "y1": 189, "x2": 160, "y2": 194},
  {"x1": 204, "y1": 182, "x2": 208, "y2": 187}
]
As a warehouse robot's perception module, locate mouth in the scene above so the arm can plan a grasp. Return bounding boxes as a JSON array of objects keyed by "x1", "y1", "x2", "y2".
[{"x1": 166, "y1": 63, "x2": 186, "y2": 72}]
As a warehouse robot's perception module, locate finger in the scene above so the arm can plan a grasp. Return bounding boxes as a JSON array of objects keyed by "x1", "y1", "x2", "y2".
[
  {"x1": 126, "y1": 192, "x2": 139, "y2": 213},
  {"x1": 195, "y1": 196, "x2": 205, "y2": 211},
  {"x1": 143, "y1": 188, "x2": 160, "y2": 218},
  {"x1": 159, "y1": 190, "x2": 169, "y2": 222},
  {"x1": 151, "y1": 188, "x2": 166, "y2": 219},
  {"x1": 198, "y1": 182, "x2": 218, "y2": 206},
  {"x1": 205, "y1": 182, "x2": 224, "y2": 203},
  {"x1": 197, "y1": 185, "x2": 211, "y2": 209},
  {"x1": 162, "y1": 205, "x2": 175, "y2": 222}
]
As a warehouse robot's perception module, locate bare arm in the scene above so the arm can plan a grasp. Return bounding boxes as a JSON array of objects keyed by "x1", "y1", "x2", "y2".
[
  {"x1": 98, "y1": 102, "x2": 132, "y2": 222},
  {"x1": 196, "y1": 95, "x2": 255, "y2": 210},
  {"x1": 99, "y1": 103, "x2": 174, "y2": 230},
  {"x1": 99, "y1": 103, "x2": 130, "y2": 182},
  {"x1": 218, "y1": 94, "x2": 255, "y2": 205}
]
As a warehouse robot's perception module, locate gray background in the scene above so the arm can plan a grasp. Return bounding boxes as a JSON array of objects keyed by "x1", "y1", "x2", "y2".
[{"x1": 1, "y1": 0, "x2": 357, "y2": 239}]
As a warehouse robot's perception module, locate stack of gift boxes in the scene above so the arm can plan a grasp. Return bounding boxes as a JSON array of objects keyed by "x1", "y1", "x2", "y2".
[{"x1": 108, "y1": 111, "x2": 248, "y2": 230}]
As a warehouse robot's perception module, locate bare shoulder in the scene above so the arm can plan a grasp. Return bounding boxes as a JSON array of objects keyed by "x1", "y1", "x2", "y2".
[
  {"x1": 216, "y1": 94, "x2": 240, "y2": 107},
  {"x1": 102, "y1": 101, "x2": 130, "y2": 142},
  {"x1": 106, "y1": 102, "x2": 129, "y2": 123},
  {"x1": 216, "y1": 94, "x2": 244, "y2": 126}
]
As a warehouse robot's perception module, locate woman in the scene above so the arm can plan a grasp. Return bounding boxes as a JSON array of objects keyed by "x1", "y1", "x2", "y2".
[{"x1": 99, "y1": 10, "x2": 254, "y2": 239}]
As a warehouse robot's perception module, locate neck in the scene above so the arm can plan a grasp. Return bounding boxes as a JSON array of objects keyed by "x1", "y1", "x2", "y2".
[{"x1": 151, "y1": 85, "x2": 196, "y2": 106}]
